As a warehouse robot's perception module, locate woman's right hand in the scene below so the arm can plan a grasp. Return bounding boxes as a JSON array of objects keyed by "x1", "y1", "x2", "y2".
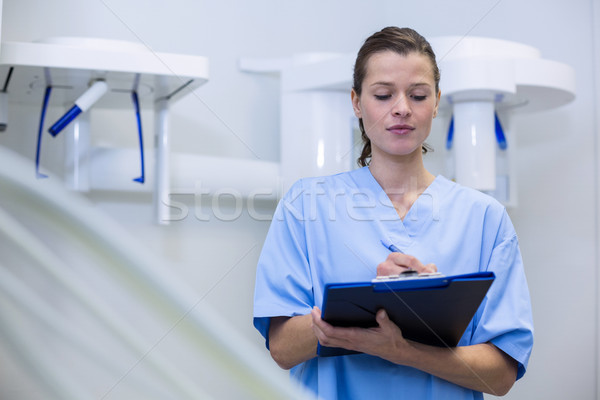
[{"x1": 376, "y1": 252, "x2": 437, "y2": 276}]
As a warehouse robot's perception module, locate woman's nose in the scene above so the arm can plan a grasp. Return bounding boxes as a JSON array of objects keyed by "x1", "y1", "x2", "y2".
[{"x1": 391, "y1": 96, "x2": 411, "y2": 117}]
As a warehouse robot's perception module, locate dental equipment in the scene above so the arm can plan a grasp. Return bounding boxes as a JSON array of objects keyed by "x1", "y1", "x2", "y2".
[{"x1": 48, "y1": 80, "x2": 108, "y2": 137}]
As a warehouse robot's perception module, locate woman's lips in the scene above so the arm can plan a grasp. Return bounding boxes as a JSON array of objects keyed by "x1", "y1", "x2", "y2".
[{"x1": 387, "y1": 124, "x2": 414, "y2": 135}]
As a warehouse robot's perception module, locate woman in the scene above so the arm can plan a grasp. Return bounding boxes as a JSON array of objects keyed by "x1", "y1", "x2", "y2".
[{"x1": 254, "y1": 27, "x2": 533, "y2": 400}]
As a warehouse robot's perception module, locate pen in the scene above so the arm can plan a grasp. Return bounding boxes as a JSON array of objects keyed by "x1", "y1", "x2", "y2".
[{"x1": 380, "y1": 239, "x2": 404, "y2": 254}]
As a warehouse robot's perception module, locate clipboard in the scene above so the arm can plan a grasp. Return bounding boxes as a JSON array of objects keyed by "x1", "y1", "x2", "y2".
[{"x1": 318, "y1": 271, "x2": 495, "y2": 357}]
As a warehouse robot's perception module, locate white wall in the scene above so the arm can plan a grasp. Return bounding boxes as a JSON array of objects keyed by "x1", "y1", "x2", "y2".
[{"x1": 0, "y1": 0, "x2": 598, "y2": 399}]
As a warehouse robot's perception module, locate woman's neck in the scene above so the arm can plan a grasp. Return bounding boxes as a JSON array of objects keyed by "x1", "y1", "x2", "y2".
[
  {"x1": 369, "y1": 153, "x2": 434, "y2": 190},
  {"x1": 368, "y1": 154, "x2": 435, "y2": 219}
]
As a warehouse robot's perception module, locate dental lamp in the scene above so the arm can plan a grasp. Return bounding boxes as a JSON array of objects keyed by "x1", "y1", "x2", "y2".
[{"x1": 430, "y1": 36, "x2": 576, "y2": 202}]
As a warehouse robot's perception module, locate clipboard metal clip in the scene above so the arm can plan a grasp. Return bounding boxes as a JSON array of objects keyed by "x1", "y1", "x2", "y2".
[{"x1": 372, "y1": 271, "x2": 444, "y2": 283}]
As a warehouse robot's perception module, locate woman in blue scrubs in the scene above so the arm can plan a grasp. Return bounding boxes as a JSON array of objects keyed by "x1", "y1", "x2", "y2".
[{"x1": 254, "y1": 26, "x2": 533, "y2": 400}]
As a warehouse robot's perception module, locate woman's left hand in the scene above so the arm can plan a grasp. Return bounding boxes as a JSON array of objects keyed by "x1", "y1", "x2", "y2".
[{"x1": 311, "y1": 306, "x2": 410, "y2": 363}]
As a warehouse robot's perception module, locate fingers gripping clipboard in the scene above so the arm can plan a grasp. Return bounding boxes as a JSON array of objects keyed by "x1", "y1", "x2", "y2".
[{"x1": 318, "y1": 272, "x2": 495, "y2": 357}]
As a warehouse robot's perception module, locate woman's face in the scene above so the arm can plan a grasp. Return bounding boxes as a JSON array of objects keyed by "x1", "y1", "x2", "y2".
[{"x1": 352, "y1": 51, "x2": 440, "y2": 162}]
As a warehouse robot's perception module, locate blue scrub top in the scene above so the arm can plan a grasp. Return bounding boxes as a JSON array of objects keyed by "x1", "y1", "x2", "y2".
[{"x1": 254, "y1": 167, "x2": 534, "y2": 400}]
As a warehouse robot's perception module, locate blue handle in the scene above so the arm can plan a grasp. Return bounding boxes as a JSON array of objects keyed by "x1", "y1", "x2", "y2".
[
  {"x1": 131, "y1": 91, "x2": 145, "y2": 184},
  {"x1": 48, "y1": 104, "x2": 82, "y2": 137},
  {"x1": 446, "y1": 114, "x2": 454, "y2": 150},
  {"x1": 494, "y1": 112, "x2": 507, "y2": 150}
]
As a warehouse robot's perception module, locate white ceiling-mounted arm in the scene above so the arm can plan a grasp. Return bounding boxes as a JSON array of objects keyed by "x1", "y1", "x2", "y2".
[
  {"x1": 0, "y1": 37, "x2": 209, "y2": 224},
  {"x1": 431, "y1": 36, "x2": 576, "y2": 194}
]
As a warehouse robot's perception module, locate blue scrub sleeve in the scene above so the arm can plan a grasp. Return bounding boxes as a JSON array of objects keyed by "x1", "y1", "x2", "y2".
[
  {"x1": 253, "y1": 180, "x2": 314, "y2": 349},
  {"x1": 471, "y1": 213, "x2": 534, "y2": 380}
]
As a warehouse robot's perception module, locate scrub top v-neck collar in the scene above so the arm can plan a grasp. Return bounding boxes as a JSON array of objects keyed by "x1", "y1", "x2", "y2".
[{"x1": 354, "y1": 166, "x2": 452, "y2": 252}]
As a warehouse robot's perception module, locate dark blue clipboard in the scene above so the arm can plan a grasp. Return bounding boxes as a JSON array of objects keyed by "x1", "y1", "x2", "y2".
[{"x1": 318, "y1": 272, "x2": 495, "y2": 357}]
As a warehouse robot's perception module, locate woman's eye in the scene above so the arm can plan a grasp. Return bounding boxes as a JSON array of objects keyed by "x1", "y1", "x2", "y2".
[
  {"x1": 374, "y1": 94, "x2": 391, "y2": 101},
  {"x1": 411, "y1": 95, "x2": 427, "y2": 101}
]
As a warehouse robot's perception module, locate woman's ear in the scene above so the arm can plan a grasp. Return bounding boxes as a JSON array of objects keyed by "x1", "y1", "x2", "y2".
[
  {"x1": 433, "y1": 90, "x2": 441, "y2": 118},
  {"x1": 351, "y1": 89, "x2": 362, "y2": 118}
]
